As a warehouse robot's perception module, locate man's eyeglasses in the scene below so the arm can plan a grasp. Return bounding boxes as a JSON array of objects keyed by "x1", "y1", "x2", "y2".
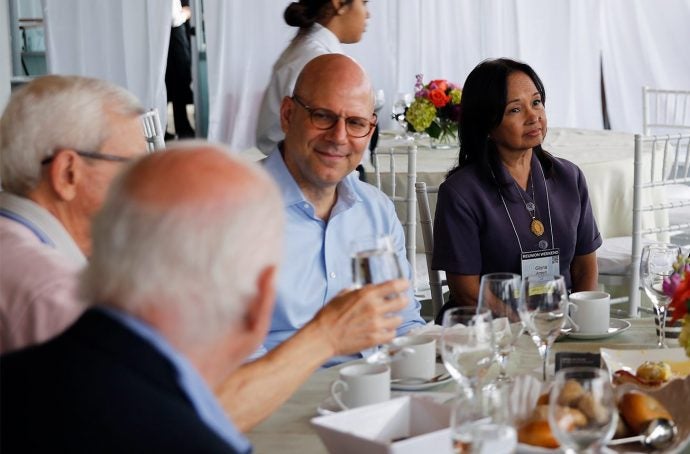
[
  {"x1": 41, "y1": 150, "x2": 133, "y2": 166},
  {"x1": 291, "y1": 96, "x2": 377, "y2": 138}
]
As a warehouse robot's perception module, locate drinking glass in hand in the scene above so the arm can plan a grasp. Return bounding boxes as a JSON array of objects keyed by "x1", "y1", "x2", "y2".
[
  {"x1": 640, "y1": 243, "x2": 682, "y2": 348},
  {"x1": 351, "y1": 235, "x2": 403, "y2": 288},
  {"x1": 351, "y1": 235, "x2": 404, "y2": 363},
  {"x1": 477, "y1": 273, "x2": 523, "y2": 383},
  {"x1": 441, "y1": 307, "x2": 495, "y2": 398},
  {"x1": 548, "y1": 367, "x2": 617, "y2": 453},
  {"x1": 518, "y1": 275, "x2": 568, "y2": 382}
]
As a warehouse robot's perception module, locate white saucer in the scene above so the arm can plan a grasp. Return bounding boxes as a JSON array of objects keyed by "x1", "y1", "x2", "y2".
[
  {"x1": 390, "y1": 363, "x2": 452, "y2": 391},
  {"x1": 565, "y1": 318, "x2": 631, "y2": 340}
]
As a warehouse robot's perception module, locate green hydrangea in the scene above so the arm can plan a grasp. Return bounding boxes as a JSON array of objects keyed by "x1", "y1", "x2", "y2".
[
  {"x1": 449, "y1": 88, "x2": 462, "y2": 104},
  {"x1": 406, "y1": 98, "x2": 436, "y2": 132}
]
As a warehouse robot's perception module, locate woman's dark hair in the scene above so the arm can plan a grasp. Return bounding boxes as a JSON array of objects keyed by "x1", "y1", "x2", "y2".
[
  {"x1": 284, "y1": 0, "x2": 354, "y2": 32},
  {"x1": 447, "y1": 58, "x2": 552, "y2": 180}
]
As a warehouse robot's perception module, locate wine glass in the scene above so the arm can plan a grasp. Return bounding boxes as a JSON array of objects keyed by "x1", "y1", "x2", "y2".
[
  {"x1": 440, "y1": 307, "x2": 495, "y2": 399},
  {"x1": 518, "y1": 275, "x2": 568, "y2": 382},
  {"x1": 640, "y1": 243, "x2": 682, "y2": 348},
  {"x1": 477, "y1": 273, "x2": 523, "y2": 383},
  {"x1": 351, "y1": 235, "x2": 404, "y2": 363},
  {"x1": 451, "y1": 384, "x2": 517, "y2": 454},
  {"x1": 391, "y1": 92, "x2": 414, "y2": 141},
  {"x1": 548, "y1": 367, "x2": 617, "y2": 453}
]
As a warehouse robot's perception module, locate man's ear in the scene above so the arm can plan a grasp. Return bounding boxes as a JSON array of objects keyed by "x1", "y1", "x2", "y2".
[
  {"x1": 279, "y1": 96, "x2": 295, "y2": 134},
  {"x1": 244, "y1": 265, "x2": 277, "y2": 337},
  {"x1": 48, "y1": 150, "x2": 82, "y2": 201}
]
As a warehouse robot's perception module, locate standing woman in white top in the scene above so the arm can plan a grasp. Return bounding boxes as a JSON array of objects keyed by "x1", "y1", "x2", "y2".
[{"x1": 255, "y1": 0, "x2": 370, "y2": 155}]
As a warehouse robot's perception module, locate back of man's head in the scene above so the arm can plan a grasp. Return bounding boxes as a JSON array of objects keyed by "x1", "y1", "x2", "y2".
[
  {"x1": 81, "y1": 143, "x2": 284, "y2": 348},
  {"x1": 0, "y1": 75, "x2": 142, "y2": 195}
]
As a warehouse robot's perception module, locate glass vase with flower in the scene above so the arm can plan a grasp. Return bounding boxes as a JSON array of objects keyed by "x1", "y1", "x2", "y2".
[{"x1": 405, "y1": 75, "x2": 461, "y2": 149}]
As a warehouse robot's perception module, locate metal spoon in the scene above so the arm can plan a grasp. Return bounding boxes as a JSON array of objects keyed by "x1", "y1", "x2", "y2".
[
  {"x1": 390, "y1": 372, "x2": 450, "y2": 385},
  {"x1": 607, "y1": 418, "x2": 677, "y2": 449}
]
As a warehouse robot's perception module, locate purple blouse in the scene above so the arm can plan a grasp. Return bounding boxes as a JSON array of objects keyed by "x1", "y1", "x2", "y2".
[{"x1": 432, "y1": 153, "x2": 602, "y2": 289}]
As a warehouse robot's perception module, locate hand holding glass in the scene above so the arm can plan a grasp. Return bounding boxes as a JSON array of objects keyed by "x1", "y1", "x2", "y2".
[{"x1": 351, "y1": 235, "x2": 404, "y2": 363}]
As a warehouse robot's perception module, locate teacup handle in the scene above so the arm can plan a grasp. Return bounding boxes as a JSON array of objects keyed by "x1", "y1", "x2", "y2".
[
  {"x1": 566, "y1": 301, "x2": 580, "y2": 332},
  {"x1": 330, "y1": 380, "x2": 349, "y2": 411}
]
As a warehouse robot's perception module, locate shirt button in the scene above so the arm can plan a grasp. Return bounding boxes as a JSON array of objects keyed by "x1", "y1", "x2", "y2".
[
  {"x1": 329, "y1": 272, "x2": 336, "y2": 279},
  {"x1": 303, "y1": 203, "x2": 309, "y2": 209}
]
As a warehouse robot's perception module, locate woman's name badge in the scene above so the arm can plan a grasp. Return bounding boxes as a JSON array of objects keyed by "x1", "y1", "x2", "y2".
[{"x1": 521, "y1": 248, "x2": 560, "y2": 280}]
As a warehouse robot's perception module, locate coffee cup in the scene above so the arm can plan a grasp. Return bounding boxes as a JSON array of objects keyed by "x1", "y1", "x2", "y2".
[
  {"x1": 389, "y1": 335, "x2": 436, "y2": 380},
  {"x1": 330, "y1": 363, "x2": 390, "y2": 410},
  {"x1": 569, "y1": 291, "x2": 610, "y2": 334}
]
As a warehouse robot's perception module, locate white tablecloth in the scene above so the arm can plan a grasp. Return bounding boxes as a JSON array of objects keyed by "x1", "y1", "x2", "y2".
[{"x1": 246, "y1": 318, "x2": 689, "y2": 453}]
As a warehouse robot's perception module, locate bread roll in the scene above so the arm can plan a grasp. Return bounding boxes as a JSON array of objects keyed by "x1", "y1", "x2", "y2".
[
  {"x1": 618, "y1": 391, "x2": 672, "y2": 433},
  {"x1": 518, "y1": 420, "x2": 559, "y2": 449}
]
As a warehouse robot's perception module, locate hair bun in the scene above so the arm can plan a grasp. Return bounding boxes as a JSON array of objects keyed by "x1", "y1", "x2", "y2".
[{"x1": 284, "y1": 2, "x2": 315, "y2": 28}]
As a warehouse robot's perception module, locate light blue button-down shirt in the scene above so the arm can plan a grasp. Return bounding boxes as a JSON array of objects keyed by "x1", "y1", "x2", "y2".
[
  {"x1": 259, "y1": 150, "x2": 425, "y2": 366},
  {"x1": 98, "y1": 307, "x2": 252, "y2": 454}
]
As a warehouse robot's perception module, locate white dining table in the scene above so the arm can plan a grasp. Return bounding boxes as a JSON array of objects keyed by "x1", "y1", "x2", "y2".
[{"x1": 246, "y1": 317, "x2": 681, "y2": 454}]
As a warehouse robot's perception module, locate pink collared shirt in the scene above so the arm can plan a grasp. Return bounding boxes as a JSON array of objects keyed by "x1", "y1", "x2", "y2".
[{"x1": 0, "y1": 193, "x2": 86, "y2": 353}]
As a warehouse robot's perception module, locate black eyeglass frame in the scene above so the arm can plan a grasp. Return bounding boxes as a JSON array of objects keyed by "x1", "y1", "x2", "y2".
[
  {"x1": 40, "y1": 150, "x2": 133, "y2": 166},
  {"x1": 291, "y1": 95, "x2": 377, "y2": 138}
]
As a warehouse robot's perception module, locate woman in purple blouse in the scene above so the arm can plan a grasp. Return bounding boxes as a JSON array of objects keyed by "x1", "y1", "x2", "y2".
[{"x1": 432, "y1": 58, "x2": 602, "y2": 319}]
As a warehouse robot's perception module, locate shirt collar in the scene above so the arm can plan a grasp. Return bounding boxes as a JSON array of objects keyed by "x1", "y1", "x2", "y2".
[
  {"x1": 306, "y1": 23, "x2": 343, "y2": 52},
  {"x1": 263, "y1": 147, "x2": 362, "y2": 213},
  {"x1": 96, "y1": 306, "x2": 252, "y2": 454},
  {"x1": 0, "y1": 192, "x2": 87, "y2": 266}
]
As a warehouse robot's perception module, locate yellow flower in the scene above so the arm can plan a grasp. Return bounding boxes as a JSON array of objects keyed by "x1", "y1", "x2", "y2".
[
  {"x1": 406, "y1": 98, "x2": 436, "y2": 132},
  {"x1": 449, "y1": 88, "x2": 462, "y2": 104}
]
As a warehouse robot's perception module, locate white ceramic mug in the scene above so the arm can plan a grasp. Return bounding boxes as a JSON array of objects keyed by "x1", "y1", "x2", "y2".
[
  {"x1": 389, "y1": 335, "x2": 436, "y2": 380},
  {"x1": 569, "y1": 291, "x2": 610, "y2": 334},
  {"x1": 330, "y1": 363, "x2": 390, "y2": 411}
]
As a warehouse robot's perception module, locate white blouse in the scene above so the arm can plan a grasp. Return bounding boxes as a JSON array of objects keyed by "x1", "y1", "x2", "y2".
[{"x1": 255, "y1": 23, "x2": 343, "y2": 155}]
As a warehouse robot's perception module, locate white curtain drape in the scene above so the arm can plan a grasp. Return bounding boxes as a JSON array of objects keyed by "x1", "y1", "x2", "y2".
[
  {"x1": 42, "y1": 0, "x2": 171, "y2": 126},
  {"x1": 602, "y1": 0, "x2": 690, "y2": 133},
  {"x1": 205, "y1": 0, "x2": 689, "y2": 150}
]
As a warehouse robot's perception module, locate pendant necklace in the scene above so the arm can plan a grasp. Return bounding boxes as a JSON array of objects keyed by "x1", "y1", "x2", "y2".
[{"x1": 515, "y1": 172, "x2": 544, "y2": 237}]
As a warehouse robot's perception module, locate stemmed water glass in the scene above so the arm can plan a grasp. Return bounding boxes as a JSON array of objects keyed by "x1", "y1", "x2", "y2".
[
  {"x1": 351, "y1": 235, "x2": 404, "y2": 363},
  {"x1": 477, "y1": 273, "x2": 523, "y2": 383},
  {"x1": 441, "y1": 307, "x2": 495, "y2": 399},
  {"x1": 640, "y1": 243, "x2": 682, "y2": 348},
  {"x1": 548, "y1": 367, "x2": 618, "y2": 453},
  {"x1": 518, "y1": 275, "x2": 569, "y2": 382},
  {"x1": 391, "y1": 92, "x2": 414, "y2": 141}
]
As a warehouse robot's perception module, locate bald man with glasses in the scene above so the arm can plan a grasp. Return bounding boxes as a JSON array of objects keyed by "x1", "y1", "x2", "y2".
[
  {"x1": 256, "y1": 54, "x2": 425, "y2": 366},
  {"x1": 0, "y1": 75, "x2": 147, "y2": 353}
]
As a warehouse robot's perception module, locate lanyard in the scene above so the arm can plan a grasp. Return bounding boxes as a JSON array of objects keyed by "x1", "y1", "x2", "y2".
[
  {"x1": 0, "y1": 208, "x2": 55, "y2": 247},
  {"x1": 493, "y1": 160, "x2": 555, "y2": 253}
]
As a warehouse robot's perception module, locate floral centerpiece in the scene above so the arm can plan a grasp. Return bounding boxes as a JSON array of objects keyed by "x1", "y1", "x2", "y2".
[
  {"x1": 405, "y1": 75, "x2": 462, "y2": 148},
  {"x1": 663, "y1": 254, "x2": 690, "y2": 356}
]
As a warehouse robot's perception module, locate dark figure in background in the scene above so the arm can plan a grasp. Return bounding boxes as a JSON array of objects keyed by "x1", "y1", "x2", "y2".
[{"x1": 165, "y1": 0, "x2": 195, "y2": 139}]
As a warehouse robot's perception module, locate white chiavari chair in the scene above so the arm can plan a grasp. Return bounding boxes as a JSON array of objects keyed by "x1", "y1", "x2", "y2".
[{"x1": 141, "y1": 108, "x2": 165, "y2": 152}]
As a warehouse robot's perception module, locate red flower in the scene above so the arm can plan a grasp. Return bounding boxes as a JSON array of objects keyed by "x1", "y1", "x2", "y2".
[
  {"x1": 670, "y1": 270, "x2": 690, "y2": 322},
  {"x1": 428, "y1": 88, "x2": 450, "y2": 108},
  {"x1": 430, "y1": 79, "x2": 448, "y2": 92}
]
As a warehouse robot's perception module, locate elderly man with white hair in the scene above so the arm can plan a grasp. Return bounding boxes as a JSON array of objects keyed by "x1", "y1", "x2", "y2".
[
  {"x1": 0, "y1": 145, "x2": 409, "y2": 452},
  {"x1": 0, "y1": 75, "x2": 147, "y2": 353}
]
